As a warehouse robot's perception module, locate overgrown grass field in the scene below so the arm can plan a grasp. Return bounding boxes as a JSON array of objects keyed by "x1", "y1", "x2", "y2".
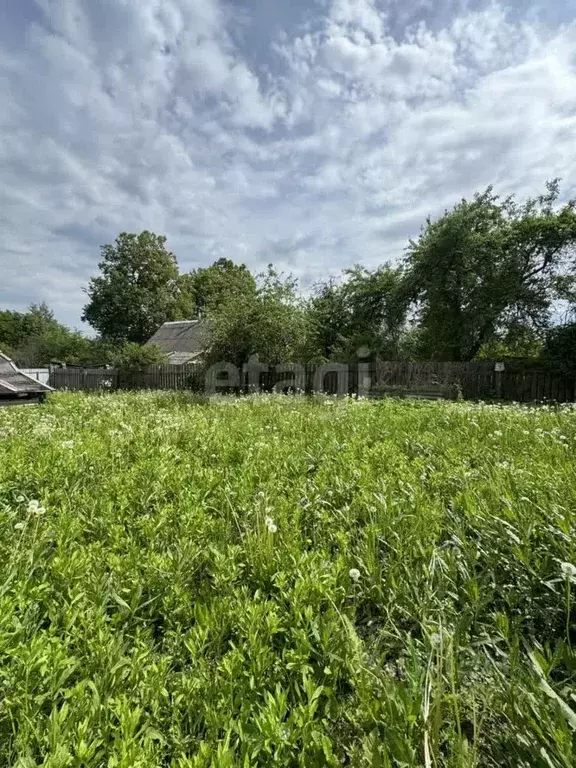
[{"x1": 1, "y1": 393, "x2": 576, "y2": 767}]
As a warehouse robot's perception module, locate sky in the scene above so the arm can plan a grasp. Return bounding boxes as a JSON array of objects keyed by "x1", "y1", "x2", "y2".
[{"x1": 1, "y1": 0, "x2": 576, "y2": 330}]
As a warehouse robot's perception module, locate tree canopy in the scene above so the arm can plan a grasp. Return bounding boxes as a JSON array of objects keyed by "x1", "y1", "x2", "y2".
[
  {"x1": 82, "y1": 232, "x2": 185, "y2": 344},
  {"x1": 180, "y1": 258, "x2": 257, "y2": 317},
  {"x1": 207, "y1": 266, "x2": 309, "y2": 367},
  {"x1": 403, "y1": 181, "x2": 576, "y2": 361},
  {"x1": 6, "y1": 182, "x2": 576, "y2": 369}
]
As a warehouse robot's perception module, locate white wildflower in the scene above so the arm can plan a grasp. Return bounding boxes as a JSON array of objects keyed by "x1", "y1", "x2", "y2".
[
  {"x1": 267, "y1": 523, "x2": 278, "y2": 534},
  {"x1": 349, "y1": 568, "x2": 361, "y2": 582},
  {"x1": 14, "y1": 522, "x2": 25, "y2": 531},
  {"x1": 561, "y1": 562, "x2": 576, "y2": 579},
  {"x1": 27, "y1": 500, "x2": 46, "y2": 516},
  {"x1": 15, "y1": 495, "x2": 24, "y2": 503}
]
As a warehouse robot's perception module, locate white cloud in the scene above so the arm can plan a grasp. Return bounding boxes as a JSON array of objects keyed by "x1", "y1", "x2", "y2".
[{"x1": 0, "y1": 0, "x2": 575, "y2": 328}]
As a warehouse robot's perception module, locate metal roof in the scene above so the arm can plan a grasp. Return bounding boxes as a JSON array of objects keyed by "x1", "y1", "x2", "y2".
[
  {"x1": 0, "y1": 352, "x2": 53, "y2": 394},
  {"x1": 145, "y1": 320, "x2": 211, "y2": 364}
]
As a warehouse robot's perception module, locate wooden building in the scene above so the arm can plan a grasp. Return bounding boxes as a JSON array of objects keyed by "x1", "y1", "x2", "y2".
[
  {"x1": 0, "y1": 351, "x2": 53, "y2": 406},
  {"x1": 145, "y1": 320, "x2": 212, "y2": 365}
]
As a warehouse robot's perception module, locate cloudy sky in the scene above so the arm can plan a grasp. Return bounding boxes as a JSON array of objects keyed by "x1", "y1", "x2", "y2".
[{"x1": 1, "y1": 0, "x2": 576, "y2": 329}]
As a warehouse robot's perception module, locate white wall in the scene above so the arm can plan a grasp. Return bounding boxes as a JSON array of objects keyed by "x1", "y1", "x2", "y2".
[{"x1": 21, "y1": 369, "x2": 50, "y2": 386}]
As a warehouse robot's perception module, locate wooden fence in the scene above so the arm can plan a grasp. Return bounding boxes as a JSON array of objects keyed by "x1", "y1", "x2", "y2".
[{"x1": 48, "y1": 362, "x2": 576, "y2": 403}]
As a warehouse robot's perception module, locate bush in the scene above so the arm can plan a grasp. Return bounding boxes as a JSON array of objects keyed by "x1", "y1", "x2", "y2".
[{"x1": 113, "y1": 342, "x2": 168, "y2": 372}]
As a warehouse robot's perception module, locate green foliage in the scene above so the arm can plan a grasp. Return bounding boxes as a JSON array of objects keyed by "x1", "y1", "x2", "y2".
[
  {"x1": 475, "y1": 328, "x2": 544, "y2": 362},
  {"x1": 405, "y1": 180, "x2": 576, "y2": 361},
  {"x1": 0, "y1": 303, "x2": 112, "y2": 367},
  {"x1": 181, "y1": 258, "x2": 257, "y2": 316},
  {"x1": 339, "y1": 265, "x2": 407, "y2": 360},
  {"x1": 542, "y1": 323, "x2": 576, "y2": 372},
  {"x1": 8, "y1": 180, "x2": 576, "y2": 369},
  {"x1": 305, "y1": 279, "x2": 349, "y2": 362},
  {"x1": 113, "y1": 342, "x2": 168, "y2": 372},
  {"x1": 208, "y1": 265, "x2": 310, "y2": 366},
  {"x1": 307, "y1": 266, "x2": 407, "y2": 362},
  {"x1": 82, "y1": 232, "x2": 186, "y2": 344},
  {"x1": 0, "y1": 303, "x2": 59, "y2": 350},
  {"x1": 1, "y1": 394, "x2": 576, "y2": 765}
]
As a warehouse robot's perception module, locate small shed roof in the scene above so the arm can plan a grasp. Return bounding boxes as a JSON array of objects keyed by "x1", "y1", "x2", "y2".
[
  {"x1": 145, "y1": 320, "x2": 211, "y2": 364},
  {"x1": 0, "y1": 352, "x2": 53, "y2": 395}
]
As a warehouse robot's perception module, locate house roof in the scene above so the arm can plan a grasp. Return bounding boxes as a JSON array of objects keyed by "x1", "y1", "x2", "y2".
[
  {"x1": 145, "y1": 320, "x2": 212, "y2": 364},
  {"x1": 0, "y1": 352, "x2": 53, "y2": 395}
]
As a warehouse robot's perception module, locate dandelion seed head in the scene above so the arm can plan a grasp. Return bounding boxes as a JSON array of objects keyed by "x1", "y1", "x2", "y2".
[{"x1": 349, "y1": 568, "x2": 361, "y2": 582}]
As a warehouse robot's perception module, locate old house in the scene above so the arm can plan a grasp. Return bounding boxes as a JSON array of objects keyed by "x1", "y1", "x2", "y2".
[
  {"x1": 144, "y1": 320, "x2": 212, "y2": 365},
  {"x1": 0, "y1": 351, "x2": 53, "y2": 405}
]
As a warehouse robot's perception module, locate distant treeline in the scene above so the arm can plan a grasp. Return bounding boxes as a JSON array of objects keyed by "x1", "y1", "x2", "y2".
[{"x1": 3, "y1": 180, "x2": 576, "y2": 371}]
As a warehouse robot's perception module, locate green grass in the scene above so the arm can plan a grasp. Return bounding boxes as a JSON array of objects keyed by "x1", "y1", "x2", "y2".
[{"x1": 1, "y1": 392, "x2": 576, "y2": 767}]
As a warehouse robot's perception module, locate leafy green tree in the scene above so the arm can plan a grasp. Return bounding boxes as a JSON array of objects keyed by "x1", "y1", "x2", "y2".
[
  {"x1": 0, "y1": 303, "x2": 114, "y2": 367},
  {"x1": 82, "y1": 232, "x2": 185, "y2": 343},
  {"x1": 541, "y1": 323, "x2": 576, "y2": 372},
  {"x1": 306, "y1": 266, "x2": 407, "y2": 361},
  {"x1": 339, "y1": 265, "x2": 407, "y2": 360},
  {"x1": 180, "y1": 258, "x2": 257, "y2": 316},
  {"x1": 305, "y1": 280, "x2": 349, "y2": 362},
  {"x1": 207, "y1": 266, "x2": 308, "y2": 367},
  {"x1": 0, "y1": 303, "x2": 59, "y2": 352},
  {"x1": 405, "y1": 181, "x2": 576, "y2": 361},
  {"x1": 0, "y1": 310, "x2": 27, "y2": 352}
]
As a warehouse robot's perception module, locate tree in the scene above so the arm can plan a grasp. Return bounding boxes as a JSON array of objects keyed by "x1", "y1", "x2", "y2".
[
  {"x1": 0, "y1": 303, "x2": 58, "y2": 351},
  {"x1": 404, "y1": 181, "x2": 576, "y2": 361},
  {"x1": 339, "y1": 265, "x2": 407, "y2": 360},
  {"x1": 82, "y1": 232, "x2": 185, "y2": 343},
  {"x1": 305, "y1": 280, "x2": 350, "y2": 362},
  {"x1": 180, "y1": 258, "x2": 257, "y2": 316},
  {"x1": 0, "y1": 303, "x2": 113, "y2": 367},
  {"x1": 207, "y1": 266, "x2": 309, "y2": 367},
  {"x1": 541, "y1": 323, "x2": 576, "y2": 372},
  {"x1": 306, "y1": 266, "x2": 407, "y2": 361}
]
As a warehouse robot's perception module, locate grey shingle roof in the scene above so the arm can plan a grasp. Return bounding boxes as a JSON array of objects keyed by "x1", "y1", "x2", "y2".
[
  {"x1": 0, "y1": 352, "x2": 53, "y2": 394},
  {"x1": 145, "y1": 320, "x2": 211, "y2": 364}
]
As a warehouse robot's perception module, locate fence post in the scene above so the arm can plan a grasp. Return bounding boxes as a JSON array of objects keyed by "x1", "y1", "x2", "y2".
[{"x1": 494, "y1": 362, "x2": 504, "y2": 399}]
